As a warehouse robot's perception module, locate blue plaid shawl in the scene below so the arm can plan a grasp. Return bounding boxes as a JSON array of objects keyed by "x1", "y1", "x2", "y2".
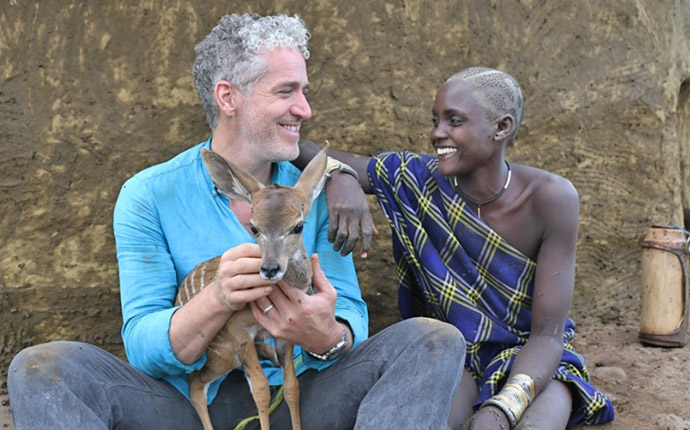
[{"x1": 368, "y1": 151, "x2": 614, "y2": 427}]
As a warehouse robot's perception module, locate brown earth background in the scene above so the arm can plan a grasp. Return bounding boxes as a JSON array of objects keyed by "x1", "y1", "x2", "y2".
[{"x1": 1, "y1": 1, "x2": 690, "y2": 429}]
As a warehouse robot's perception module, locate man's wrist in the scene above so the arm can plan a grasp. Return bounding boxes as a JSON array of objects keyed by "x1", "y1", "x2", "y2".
[{"x1": 306, "y1": 325, "x2": 348, "y2": 361}]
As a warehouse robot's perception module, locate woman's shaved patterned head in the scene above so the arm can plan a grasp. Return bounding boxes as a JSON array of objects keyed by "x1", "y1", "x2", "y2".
[{"x1": 446, "y1": 67, "x2": 523, "y2": 141}]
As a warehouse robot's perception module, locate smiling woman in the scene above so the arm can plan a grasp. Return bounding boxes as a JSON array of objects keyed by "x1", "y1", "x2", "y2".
[
  {"x1": 295, "y1": 66, "x2": 615, "y2": 430},
  {"x1": 430, "y1": 71, "x2": 518, "y2": 185}
]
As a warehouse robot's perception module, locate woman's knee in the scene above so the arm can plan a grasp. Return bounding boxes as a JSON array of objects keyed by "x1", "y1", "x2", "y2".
[{"x1": 517, "y1": 379, "x2": 572, "y2": 429}]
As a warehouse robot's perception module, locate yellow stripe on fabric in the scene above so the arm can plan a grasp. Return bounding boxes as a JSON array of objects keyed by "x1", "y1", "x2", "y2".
[{"x1": 472, "y1": 314, "x2": 494, "y2": 345}]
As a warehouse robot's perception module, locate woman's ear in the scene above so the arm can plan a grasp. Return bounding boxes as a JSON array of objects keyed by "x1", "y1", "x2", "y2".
[
  {"x1": 493, "y1": 114, "x2": 516, "y2": 141},
  {"x1": 214, "y1": 80, "x2": 238, "y2": 118}
]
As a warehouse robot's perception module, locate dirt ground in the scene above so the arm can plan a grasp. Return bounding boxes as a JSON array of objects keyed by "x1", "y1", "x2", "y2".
[
  {"x1": 1, "y1": 313, "x2": 689, "y2": 429},
  {"x1": 0, "y1": 396, "x2": 9, "y2": 430},
  {"x1": 570, "y1": 316, "x2": 690, "y2": 430}
]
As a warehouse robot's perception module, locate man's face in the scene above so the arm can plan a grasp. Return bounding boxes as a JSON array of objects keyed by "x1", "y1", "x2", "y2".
[
  {"x1": 430, "y1": 80, "x2": 496, "y2": 177},
  {"x1": 235, "y1": 47, "x2": 312, "y2": 162}
]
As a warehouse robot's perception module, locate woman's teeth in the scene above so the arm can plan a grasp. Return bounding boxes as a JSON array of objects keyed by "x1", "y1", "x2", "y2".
[{"x1": 436, "y1": 147, "x2": 457, "y2": 156}]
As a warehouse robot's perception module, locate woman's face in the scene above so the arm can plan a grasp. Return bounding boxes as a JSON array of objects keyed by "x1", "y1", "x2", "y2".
[{"x1": 430, "y1": 80, "x2": 497, "y2": 177}]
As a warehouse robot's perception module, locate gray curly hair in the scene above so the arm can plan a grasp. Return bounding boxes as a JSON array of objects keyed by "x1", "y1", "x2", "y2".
[
  {"x1": 446, "y1": 67, "x2": 524, "y2": 142},
  {"x1": 192, "y1": 13, "x2": 311, "y2": 131}
]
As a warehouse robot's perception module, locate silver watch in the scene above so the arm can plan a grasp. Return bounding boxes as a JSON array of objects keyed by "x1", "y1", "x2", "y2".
[{"x1": 306, "y1": 327, "x2": 348, "y2": 361}]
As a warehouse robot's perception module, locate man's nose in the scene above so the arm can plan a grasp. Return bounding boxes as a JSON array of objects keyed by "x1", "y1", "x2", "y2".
[{"x1": 292, "y1": 92, "x2": 312, "y2": 120}]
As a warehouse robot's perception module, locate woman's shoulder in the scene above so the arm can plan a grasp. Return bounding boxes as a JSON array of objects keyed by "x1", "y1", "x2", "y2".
[
  {"x1": 513, "y1": 164, "x2": 577, "y2": 196},
  {"x1": 512, "y1": 163, "x2": 579, "y2": 221}
]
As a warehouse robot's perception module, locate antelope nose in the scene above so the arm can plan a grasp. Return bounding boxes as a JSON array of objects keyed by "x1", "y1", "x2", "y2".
[{"x1": 261, "y1": 264, "x2": 281, "y2": 280}]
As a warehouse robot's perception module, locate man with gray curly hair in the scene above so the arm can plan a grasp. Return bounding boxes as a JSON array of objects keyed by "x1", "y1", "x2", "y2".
[
  {"x1": 8, "y1": 12, "x2": 465, "y2": 430},
  {"x1": 192, "y1": 14, "x2": 312, "y2": 132}
]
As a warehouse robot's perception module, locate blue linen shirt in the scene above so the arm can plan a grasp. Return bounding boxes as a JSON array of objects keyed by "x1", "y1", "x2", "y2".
[{"x1": 113, "y1": 137, "x2": 368, "y2": 403}]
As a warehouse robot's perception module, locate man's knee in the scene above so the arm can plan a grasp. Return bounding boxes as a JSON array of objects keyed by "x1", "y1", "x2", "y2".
[
  {"x1": 393, "y1": 317, "x2": 466, "y2": 357},
  {"x1": 419, "y1": 317, "x2": 466, "y2": 357},
  {"x1": 9, "y1": 341, "x2": 89, "y2": 386}
]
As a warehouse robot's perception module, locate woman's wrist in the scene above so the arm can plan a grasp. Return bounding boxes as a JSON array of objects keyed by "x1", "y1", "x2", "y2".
[{"x1": 479, "y1": 374, "x2": 535, "y2": 429}]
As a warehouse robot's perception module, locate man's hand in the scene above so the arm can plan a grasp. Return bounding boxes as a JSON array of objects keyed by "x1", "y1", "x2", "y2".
[
  {"x1": 171, "y1": 243, "x2": 275, "y2": 364},
  {"x1": 212, "y1": 243, "x2": 276, "y2": 312},
  {"x1": 325, "y1": 170, "x2": 378, "y2": 258},
  {"x1": 251, "y1": 254, "x2": 349, "y2": 354}
]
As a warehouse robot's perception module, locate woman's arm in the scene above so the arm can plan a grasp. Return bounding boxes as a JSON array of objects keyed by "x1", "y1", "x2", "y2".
[
  {"x1": 294, "y1": 139, "x2": 378, "y2": 257},
  {"x1": 469, "y1": 176, "x2": 579, "y2": 429},
  {"x1": 513, "y1": 176, "x2": 579, "y2": 393},
  {"x1": 295, "y1": 139, "x2": 373, "y2": 192}
]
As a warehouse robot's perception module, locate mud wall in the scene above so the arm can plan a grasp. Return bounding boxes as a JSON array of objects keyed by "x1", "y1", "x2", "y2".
[{"x1": 1, "y1": 1, "x2": 689, "y2": 375}]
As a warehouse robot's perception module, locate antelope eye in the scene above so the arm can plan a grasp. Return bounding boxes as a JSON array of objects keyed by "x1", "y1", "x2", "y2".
[
  {"x1": 292, "y1": 222, "x2": 304, "y2": 235},
  {"x1": 249, "y1": 224, "x2": 259, "y2": 235}
]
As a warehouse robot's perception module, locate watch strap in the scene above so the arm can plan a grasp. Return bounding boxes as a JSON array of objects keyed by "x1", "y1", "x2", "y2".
[{"x1": 306, "y1": 327, "x2": 348, "y2": 361}]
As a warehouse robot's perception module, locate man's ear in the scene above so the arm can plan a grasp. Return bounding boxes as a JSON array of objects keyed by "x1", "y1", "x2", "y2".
[
  {"x1": 493, "y1": 114, "x2": 515, "y2": 141},
  {"x1": 214, "y1": 80, "x2": 239, "y2": 118}
]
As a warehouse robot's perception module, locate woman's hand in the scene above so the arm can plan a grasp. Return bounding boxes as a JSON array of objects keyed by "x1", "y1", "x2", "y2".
[
  {"x1": 325, "y1": 170, "x2": 378, "y2": 257},
  {"x1": 465, "y1": 405, "x2": 510, "y2": 429}
]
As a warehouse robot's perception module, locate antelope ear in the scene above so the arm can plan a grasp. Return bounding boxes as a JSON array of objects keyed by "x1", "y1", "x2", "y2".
[
  {"x1": 201, "y1": 148, "x2": 263, "y2": 204},
  {"x1": 294, "y1": 141, "x2": 329, "y2": 214}
]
